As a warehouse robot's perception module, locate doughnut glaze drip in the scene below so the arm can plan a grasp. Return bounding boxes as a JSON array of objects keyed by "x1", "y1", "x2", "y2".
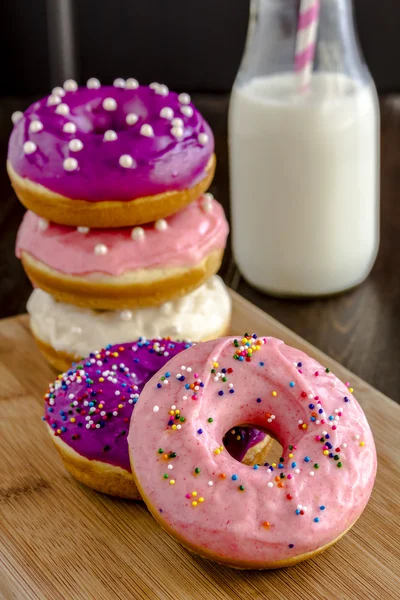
[
  {"x1": 128, "y1": 335, "x2": 376, "y2": 566},
  {"x1": 8, "y1": 83, "x2": 214, "y2": 201},
  {"x1": 16, "y1": 196, "x2": 228, "y2": 276},
  {"x1": 43, "y1": 339, "x2": 192, "y2": 472}
]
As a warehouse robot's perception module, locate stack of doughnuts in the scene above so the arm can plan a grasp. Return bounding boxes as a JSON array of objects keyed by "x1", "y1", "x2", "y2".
[{"x1": 8, "y1": 78, "x2": 231, "y2": 371}]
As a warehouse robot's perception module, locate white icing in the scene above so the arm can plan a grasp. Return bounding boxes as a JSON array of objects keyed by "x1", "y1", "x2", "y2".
[{"x1": 27, "y1": 276, "x2": 231, "y2": 356}]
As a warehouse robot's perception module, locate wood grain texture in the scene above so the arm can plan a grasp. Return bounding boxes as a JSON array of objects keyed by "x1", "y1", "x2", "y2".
[
  {"x1": 0, "y1": 294, "x2": 399, "y2": 600},
  {"x1": 1, "y1": 94, "x2": 400, "y2": 402}
]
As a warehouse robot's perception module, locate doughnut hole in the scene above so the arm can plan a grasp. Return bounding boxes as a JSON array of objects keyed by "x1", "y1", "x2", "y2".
[{"x1": 223, "y1": 425, "x2": 283, "y2": 468}]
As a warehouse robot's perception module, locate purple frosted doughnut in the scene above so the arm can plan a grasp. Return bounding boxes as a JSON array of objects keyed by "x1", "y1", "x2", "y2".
[
  {"x1": 8, "y1": 80, "x2": 214, "y2": 202},
  {"x1": 44, "y1": 339, "x2": 192, "y2": 473}
]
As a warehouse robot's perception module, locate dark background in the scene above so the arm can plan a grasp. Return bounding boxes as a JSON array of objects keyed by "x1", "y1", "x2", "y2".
[
  {"x1": 1, "y1": 0, "x2": 400, "y2": 96},
  {"x1": 1, "y1": 1, "x2": 400, "y2": 402}
]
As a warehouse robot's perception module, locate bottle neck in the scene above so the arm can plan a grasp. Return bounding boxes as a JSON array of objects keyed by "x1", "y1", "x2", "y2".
[{"x1": 240, "y1": 0, "x2": 369, "y2": 86}]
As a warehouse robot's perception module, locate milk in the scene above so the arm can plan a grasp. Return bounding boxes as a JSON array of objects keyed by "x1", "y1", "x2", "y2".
[{"x1": 229, "y1": 72, "x2": 379, "y2": 296}]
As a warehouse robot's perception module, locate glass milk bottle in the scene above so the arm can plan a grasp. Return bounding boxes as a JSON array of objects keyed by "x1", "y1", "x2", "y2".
[{"x1": 229, "y1": 0, "x2": 380, "y2": 296}]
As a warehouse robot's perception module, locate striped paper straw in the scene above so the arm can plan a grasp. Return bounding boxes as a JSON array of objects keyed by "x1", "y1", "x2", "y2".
[{"x1": 295, "y1": 0, "x2": 320, "y2": 91}]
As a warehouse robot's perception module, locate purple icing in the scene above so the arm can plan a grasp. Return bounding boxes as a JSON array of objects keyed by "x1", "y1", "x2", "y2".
[
  {"x1": 44, "y1": 338, "x2": 192, "y2": 472},
  {"x1": 224, "y1": 427, "x2": 267, "y2": 463},
  {"x1": 8, "y1": 84, "x2": 214, "y2": 201}
]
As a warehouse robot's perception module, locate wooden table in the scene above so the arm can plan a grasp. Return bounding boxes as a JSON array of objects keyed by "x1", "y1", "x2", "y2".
[
  {"x1": 1, "y1": 294, "x2": 399, "y2": 600},
  {"x1": 1, "y1": 94, "x2": 399, "y2": 401}
]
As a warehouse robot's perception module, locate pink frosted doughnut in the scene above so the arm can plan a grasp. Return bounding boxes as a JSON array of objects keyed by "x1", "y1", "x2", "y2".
[
  {"x1": 128, "y1": 334, "x2": 376, "y2": 569},
  {"x1": 16, "y1": 195, "x2": 228, "y2": 310}
]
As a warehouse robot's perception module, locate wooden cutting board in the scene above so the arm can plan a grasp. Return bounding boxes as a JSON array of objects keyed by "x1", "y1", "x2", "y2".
[{"x1": 0, "y1": 291, "x2": 399, "y2": 600}]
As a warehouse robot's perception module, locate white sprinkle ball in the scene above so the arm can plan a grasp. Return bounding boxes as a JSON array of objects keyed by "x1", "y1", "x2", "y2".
[
  {"x1": 156, "y1": 84, "x2": 169, "y2": 96},
  {"x1": 208, "y1": 481, "x2": 213, "y2": 486},
  {"x1": 55, "y1": 103, "x2": 70, "y2": 115},
  {"x1": 37, "y1": 218, "x2": 49, "y2": 231},
  {"x1": 102, "y1": 97, "x2": 117, "y2": 111},
  {"x1": 201, "y1": 195, "x2": 213, "y2": 213},
  {"x1": 69, "y1": 139, "x2": 84, "y2": 152},
  {"x1": 198, "y1": 133, "x2": 209, "y2": 146},
  {"x1": 181, "y1": 105, "x2": 193, "y2": 118},
  {"x1": 126, "y1": 113, "x2": 139, "y2": 126},
  {"x1": 168, "y1": 464, "x2": 173, "y2": 470},
  {"x1": 309, "y1": 471, "x2": 315, "y2": 477},
  {"x1": 342, "y1": 442, "x2": 348, "y2": 448},
  {"x1": 160, "y1": 107, "x2": 174, "y2": 120},
  {"x1": 120, "y1": 310, "x2": 133, "y2": 322},
  {"x1": 119, "y1": 154, "x2": 133, "y2": 169},
  {"x1": 94, "y1": 243, "x2": 108, "y2": 256},
  {"x1": 172, "y1": 117, "x2": 184, "y2": 128},
  {"x1": 155, "y1": 219, "x2": 168, "y2": 231},
  {"x1": 47, "y1": 94, "x2": 61, "y2": 106},
  {"x1": 52, "y1": 86, "x2": 66, "y2": 97},
  {"x1": 295, "y1": 468, "x2": 300, "y2": 474},
  {"x1": 23, "y1": 141, "x2": 37, "y2": 155},
  {"x1": 267, "y1": 482, "x2": 274, "y2": 488},
  {"x1": 126, "y1": 78, "x2": 139, "y2": 89},
  {"x1": 63, "y1": 79, "x2": 78, "y2": 92},
  {"x1": 87, "y1": 77, "x2": 101, "y2": 89},
  {"x1": 63, "y1": 157, "x2": 78, "y2": 171},
  {"x1": 113, "y1": 78, "x2": 126, "y2": 88},
  {"x1": 149, "y1": 82, "x2": 160, "y2": 91},
  {"x1": 29, "y1": 120, "x2": 43, "y2": 133},
  {"x1": 77, "y1": 226, "x2": 89, "y2": 234},
  {"x1": 153, "y1": 406, "x2": 159, "y2": 412},
  {"x1": 104, "y1": 130, "x2": 118, "y2": 141},
  {"x1": 140, "y1": 124, "x2": 154, "y2": 137},
  {"x1": 178, "y1": 93, "x2": 191, "y2": 105},
  {"x1": 171, "y1": 126, "x2": 184, "y2": 139},
  {"x1": 63, "y1": 122, "x2": 77, "y2": 134},
  {"x1": 131, "y1": 226, "x2": 145, "y2": 240},
  {"x1": 119, "y1": 154, "x2": 134, "y2": 168},
  {"x1": 12, "y1": 111, "x2": 23, "y2": 124}
]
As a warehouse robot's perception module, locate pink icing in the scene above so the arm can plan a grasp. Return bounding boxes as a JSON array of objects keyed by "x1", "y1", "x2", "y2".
[
  {"x1": 16, "y1": 196, "x2": 228, "y2": 276},
  {"x1": 128, "y1": 336, "x2": 376, "y2": 567}
]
